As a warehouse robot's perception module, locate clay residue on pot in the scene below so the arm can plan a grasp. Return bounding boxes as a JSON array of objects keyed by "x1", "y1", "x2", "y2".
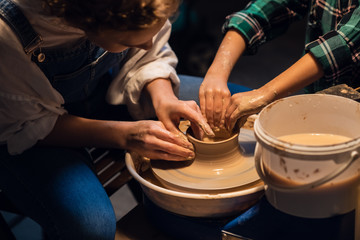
[
  {"x1": 179, "y1": 116, "x2": 256, "y2": 144},
  {"x1": 202, "y1": 127, "x2": 234, "y2": 142}
]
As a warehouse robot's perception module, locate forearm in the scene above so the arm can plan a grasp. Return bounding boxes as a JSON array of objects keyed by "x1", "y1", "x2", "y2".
[
  {"x1": 206, "y1": 30, "x2": 247, "y2": 81},
  {"x1": 224, "y1": 53, "x2": 324, "y2": 131},
  {"x1": 38, "y1": 114, "x2": 130, "y2": 149},
  {"x1": 260, "y1": 53, "x2": 324, "y2": 100},
  {"x1": 146, "y1": 78, "x2": 177, "y2": 108}
]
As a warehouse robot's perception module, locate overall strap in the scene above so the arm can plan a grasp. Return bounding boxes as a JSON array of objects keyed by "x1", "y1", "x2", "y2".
[{"x1": 0, "y1": 0, "x2": 42, "y2": 54}]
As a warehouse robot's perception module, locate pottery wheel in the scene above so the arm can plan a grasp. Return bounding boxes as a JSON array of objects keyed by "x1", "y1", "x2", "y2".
[{"x1": 151, "y1": 128, "x2": 260, "y2": 191}]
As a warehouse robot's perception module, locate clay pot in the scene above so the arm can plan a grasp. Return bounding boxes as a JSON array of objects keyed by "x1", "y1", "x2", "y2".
[
  {"x1": 151, "y1": 128, "x2": 260, "y2": 191},
  {"x1": 125, "y1": 120, "x2": 264, "y2": 218}
]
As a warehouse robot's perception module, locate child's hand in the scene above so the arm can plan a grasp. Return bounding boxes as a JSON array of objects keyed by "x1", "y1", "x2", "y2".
[
  {"x1": 225, "y1": 88, "x2": 273, "y2": 131},
  {"x1": 199, "y1": 75, "x2": 231, "y2": 130}
]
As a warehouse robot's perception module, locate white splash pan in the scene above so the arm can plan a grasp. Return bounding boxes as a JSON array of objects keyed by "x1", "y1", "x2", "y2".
[{"x1": 125, "y1": 151, "x2": 264, "y2": 218}]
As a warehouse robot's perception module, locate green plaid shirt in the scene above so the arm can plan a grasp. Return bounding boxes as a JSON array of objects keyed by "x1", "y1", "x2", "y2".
[{"x1": 223, "y1": 0, "x2": 360, "y2": 93}]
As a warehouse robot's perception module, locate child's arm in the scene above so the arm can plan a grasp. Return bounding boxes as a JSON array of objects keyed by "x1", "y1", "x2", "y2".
[
  {"x1": 200, "y1": 0, "x2": 309, "y2": 129},
  {"x1": 225, "y1": 52, "x2": 324, "y2": 130},
  {"x1": 200, "y1": 30, "x2": 247, "y2": 129}
]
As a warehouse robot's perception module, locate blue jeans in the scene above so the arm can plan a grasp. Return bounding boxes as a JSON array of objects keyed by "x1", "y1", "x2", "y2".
[{"x1": 0, "y1": 146, "x2": 116, "y2": 240}]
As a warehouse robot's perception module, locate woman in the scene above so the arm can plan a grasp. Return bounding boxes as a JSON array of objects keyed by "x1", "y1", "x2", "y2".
[{"x1": 0, "y1": 0, "x2": 213, "y2": 238}]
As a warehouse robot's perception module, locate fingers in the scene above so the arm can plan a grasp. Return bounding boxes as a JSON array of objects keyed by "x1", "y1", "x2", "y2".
[
  {"x1": 225, "y1": 92, "x2": 249, "y2": 131},
  {"x1": 213, "y1": 93, "x2": 223, "y2": 128},
  {"x1": 155, "y1": 121, "x2": 194, "y2": 150},
  {"x1": 220, "y1": 97, "x2": 231, "y2": 129},
  {"x1": 199, "y1": 86, "x2": 215, "y2": 127},
  {"x1": 225, "y1": 91, "x2": 262, "y2": 131},
  {"x1": 182, "y1": 101, "x2": 214, "y2": 137},
  {"x1": 130, "y1": 121, "x2": 195, "y2": 161},
  {"x1": 190, "y1": 124, "x2": 204, "y2": 140},
  {"x1": 199, "y1": 87, "x2": 206, "y2": 118},
  {"x1": 204, "y1": 90, "x2": 215, "y2": 128},
  {"x1": 141, "y1": 135, "x2": 195, "y2": 161},
  {"x1": 199, "y1": 86, "x2": 231, "y2": 130},
  {"x1": 225, "y1": 100, "x2": 237, "y2": 131}
]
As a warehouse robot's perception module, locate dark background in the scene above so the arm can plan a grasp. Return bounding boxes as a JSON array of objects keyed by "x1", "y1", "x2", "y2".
[{"x1": 169, "y1": 0, "x2": 307, "y2": 90}]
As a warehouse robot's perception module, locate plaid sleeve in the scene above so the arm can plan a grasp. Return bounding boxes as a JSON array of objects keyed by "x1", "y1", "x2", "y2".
[
  {"x1": 305, "y1": 6, "x2": 360, "y2": 82},
  {"x1": 305, "y1": 31, "x2": 352, "y2": 81},
  {"x1": 223, "y1": 0, "x2": 308, "y2": 55}
]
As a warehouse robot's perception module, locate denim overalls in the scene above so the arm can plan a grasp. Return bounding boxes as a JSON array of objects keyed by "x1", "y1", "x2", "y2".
[{"x1": 0, "y1": 1, "x2": 123, "y2": 238}]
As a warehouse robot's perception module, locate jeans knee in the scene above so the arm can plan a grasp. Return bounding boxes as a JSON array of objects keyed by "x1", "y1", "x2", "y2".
[
  {"x1": 48, "y1": 205, "x2": 116, "y2": 240},
  {"x1": 75, "y1": 208, "x2": 116, "y2": 240}
]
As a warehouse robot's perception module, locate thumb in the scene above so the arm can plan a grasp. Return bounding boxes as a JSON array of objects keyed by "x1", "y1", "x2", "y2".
[{"x1": 162, "y1": 119, "x2": 194, "y2": 150}]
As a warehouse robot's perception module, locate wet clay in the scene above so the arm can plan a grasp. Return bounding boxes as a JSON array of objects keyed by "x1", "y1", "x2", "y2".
[
  {"x1": 202, "y1": 127, "x2": 234, "y2": 142},
  {"x1": 278, "y1": 133, "x2": 352, "y2": 146}
]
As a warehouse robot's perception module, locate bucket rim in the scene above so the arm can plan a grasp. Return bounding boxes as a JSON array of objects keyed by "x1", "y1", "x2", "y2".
[{"x1": 254, "y1": 94, "x2": 360, "y2": 158}]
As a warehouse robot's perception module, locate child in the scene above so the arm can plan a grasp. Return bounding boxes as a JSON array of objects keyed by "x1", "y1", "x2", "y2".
[
  {"x1": 0, "y1": 0, "x2": 214, "y2": 238},
  {"x1": 200, "y1": 0, "x2": 360, "y2": 131}
]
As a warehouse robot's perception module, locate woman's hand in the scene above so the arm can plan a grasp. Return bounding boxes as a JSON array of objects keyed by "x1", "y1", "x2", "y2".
[
  {"x1": 40, "y1": 114, "x2": 197, "y2": 161},
  {"x1": 146, "y1": 78, "x2": 214, "y2": 141},
  {"x1": 199, "y1": 74, "x2": 231, "y2": 130},
  {"x1": 154, "y1": 95, "x2": 214, "y2": 140},
  {"x1": 125, "y1": 120, "x2": 196, "y2": 161}
]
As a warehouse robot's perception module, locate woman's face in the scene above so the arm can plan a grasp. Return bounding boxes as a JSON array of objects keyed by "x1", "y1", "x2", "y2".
[{"x1": 87, "y1": 18, "x2": 167, "y2": 53}]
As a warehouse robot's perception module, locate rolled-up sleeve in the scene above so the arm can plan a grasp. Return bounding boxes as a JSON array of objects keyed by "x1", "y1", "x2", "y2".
[
  {"x1": 0, "y1": 21, "x2": 66, "y2": 155},
  {"x1": 305, "y1": 7, "x2": 360, "y2": 82},
  {"x1": 106, "y1": 20, "x2": 179, "y2": 119},
  {"x1": 223, "y1": 0, "x2": 308, "y2": 54},
  {"x1": 0, "y1": 95, "x2": 64, "y2": 155}
]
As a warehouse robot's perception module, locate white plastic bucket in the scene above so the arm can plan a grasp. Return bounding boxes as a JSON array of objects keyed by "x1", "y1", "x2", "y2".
[{"x1": 254, "y1": 94, "x2": 360, "y2": 218}]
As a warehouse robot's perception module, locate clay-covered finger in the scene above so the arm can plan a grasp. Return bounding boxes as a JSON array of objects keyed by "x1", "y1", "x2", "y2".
[
  {"x1": 204, "y1": 91, "x2": 214, "y2": 127},
  {"x1": 220, "y1": 97, "x2": 230, "y2": 128},
  {"x1": 146, "y1": 135, "x2": 195, "y2": 161},
  {"x1": 213, "y1": 93, "x2": 223, "y2": 127}
]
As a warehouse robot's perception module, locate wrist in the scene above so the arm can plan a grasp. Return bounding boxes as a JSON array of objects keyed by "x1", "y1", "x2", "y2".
[
  {"x1": 110, "y1": 121, "x2": 136, "y2": 150},
  {"x1": 253, "y1": 86, "x2": 278, "y2": 109},
  {"x1": 146, "y1": 78, "x2": 177, "y2": 109},
  {"x1": 205, "y1": 66, "x2": 230, "y2": 83}
]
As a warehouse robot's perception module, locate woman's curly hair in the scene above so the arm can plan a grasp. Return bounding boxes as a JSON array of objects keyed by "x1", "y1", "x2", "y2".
[{"x1": 42, "y1": 0, "x2": 180, "y2": 33}]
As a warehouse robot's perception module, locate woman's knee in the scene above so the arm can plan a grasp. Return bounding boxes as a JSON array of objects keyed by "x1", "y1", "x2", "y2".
[
  {"x1": 51, "y1": 198, "x2": 116, "y2": 240},
  {"x1": 43, "y1": 151, "x2": 116, "y2": 239}
]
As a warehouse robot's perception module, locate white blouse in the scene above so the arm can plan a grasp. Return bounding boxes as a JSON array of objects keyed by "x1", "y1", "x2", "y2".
[{"x1": 0, "y1": 0, "x2": 180, "y2": 155}]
